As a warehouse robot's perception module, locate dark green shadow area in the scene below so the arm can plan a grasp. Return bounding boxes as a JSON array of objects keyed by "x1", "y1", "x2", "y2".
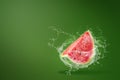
[{"x1": 58, "y1": 70, "x2": 111, "y2": 75}]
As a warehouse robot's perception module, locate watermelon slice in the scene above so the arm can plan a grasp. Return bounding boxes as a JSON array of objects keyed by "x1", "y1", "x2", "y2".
[{"x1": 61, "y1": 30, "x2": 95, "y2": 64}]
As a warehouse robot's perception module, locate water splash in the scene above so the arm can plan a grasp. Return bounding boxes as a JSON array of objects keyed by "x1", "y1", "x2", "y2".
[{"x1": 48, "y1": 26, "x2": 107, "y2": 72}]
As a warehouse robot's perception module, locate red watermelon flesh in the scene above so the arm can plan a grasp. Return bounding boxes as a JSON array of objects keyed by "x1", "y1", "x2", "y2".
[{"x1": 62, "y1": 30, "x2": 94, "y2": 64}]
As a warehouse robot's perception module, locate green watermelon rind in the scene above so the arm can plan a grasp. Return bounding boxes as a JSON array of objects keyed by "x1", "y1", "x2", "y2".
[{"x1": 60, "y1": 49, "x2": 96, "y2": 69}]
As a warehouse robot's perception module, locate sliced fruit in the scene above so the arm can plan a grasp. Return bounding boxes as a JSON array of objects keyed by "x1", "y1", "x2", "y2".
[{"x1": 61, "y1": 30, "x2": 94, "y2": 64}]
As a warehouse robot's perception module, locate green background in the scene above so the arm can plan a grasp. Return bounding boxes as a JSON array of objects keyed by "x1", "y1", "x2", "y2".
[{"x1": 0, "y1": 0, "x2": 120, "y2": 80}]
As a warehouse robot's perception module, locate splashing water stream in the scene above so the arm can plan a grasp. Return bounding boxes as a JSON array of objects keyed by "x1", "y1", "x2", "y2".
[{"x1": 48, "y1": 26, "x2": 107, "y2": 73}]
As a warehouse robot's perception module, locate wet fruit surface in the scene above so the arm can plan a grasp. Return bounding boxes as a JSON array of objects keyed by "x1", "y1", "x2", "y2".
[{"x1": 62, "y1": 31, "x2": 94, "y2": 64}]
